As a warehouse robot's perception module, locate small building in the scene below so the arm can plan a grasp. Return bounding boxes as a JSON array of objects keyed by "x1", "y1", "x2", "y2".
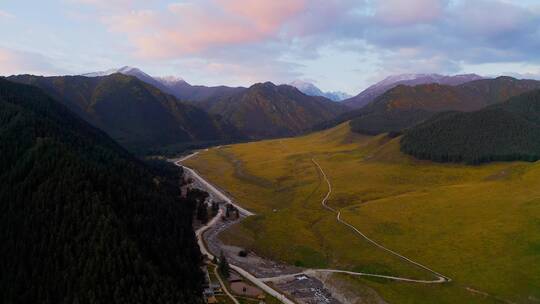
[
  {"x1": 228, "y1": 273, "x2": 242, "y2": 283},
  {"x1": 210, "y1": 283, "x2": 222, "y2": 293},
  {"x1": 206, "y1": 295, "x2": 218, "y2": 304}
]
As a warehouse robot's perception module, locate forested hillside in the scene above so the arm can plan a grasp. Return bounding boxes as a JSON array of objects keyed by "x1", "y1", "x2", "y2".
[
  {"x1": 0, "y1": 79, "x2": 204, "y2": 303},
  {"x1": 8, "y1": 74, "x2": 242, "y2": 154},
  {"x1": 401, "y1": 89, "x2": 540, "y2": 164}
]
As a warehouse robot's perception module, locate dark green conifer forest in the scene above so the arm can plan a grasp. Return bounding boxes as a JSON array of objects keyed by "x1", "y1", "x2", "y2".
[
  {"x1": 401, "y1": 90, "x2": 540, "y2": 164},
  {"x1": 0, "y1": 79, "x2": 204, "y2": 304}
]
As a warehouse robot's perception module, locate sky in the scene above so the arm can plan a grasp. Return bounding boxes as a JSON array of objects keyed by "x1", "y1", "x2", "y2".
[{"x1": 1, "y1": 0, "x2": 540, "y2": 94}]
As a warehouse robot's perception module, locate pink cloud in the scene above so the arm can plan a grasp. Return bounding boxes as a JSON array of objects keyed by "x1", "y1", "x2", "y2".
[
  {"x1": 217, "y1": 0, "x2": 306, "y2": 34},
  {"x1": 104, "y1": 0, "x2": 308, "y2": 59}
]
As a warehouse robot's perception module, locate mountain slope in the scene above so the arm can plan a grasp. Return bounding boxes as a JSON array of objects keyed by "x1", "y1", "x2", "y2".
[
  {"x1": 348, "y1": 76, "x2": 540, "y2": 135},
  {"x1": 200, "y1": 82, "x2": 348, "y2": 138},
  {"x1": 163, "y1": 79, "x2": 245, "y2": 102},
  {"x1": 343, "y1": 73, "x2": 484, "y2": 108},
  {"x1": 0, "y1": 78, "x2": 204, "y2": 303},
  {"x1": 8, "y1": 74, "x2": 241, "y2": 153},
  {"x1": 82, "y1": 66, "x2": 244, "y2": 102},
  {"x1": 401, "y1": 89, "x2": 540, "y2": 164},
  {"x1": 289, "y1": 80, "x2": 351, "y2": 101}
]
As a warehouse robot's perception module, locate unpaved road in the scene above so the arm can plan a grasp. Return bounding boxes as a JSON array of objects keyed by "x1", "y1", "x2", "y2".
[
  {"x1": 311, "y1": 158, "x2": 451, "y2": 284},
  {"x1": 176, "y1": 154, "x2": 294, "y2": 304},
  {"x1": 175, "y1": 152, "x2": 451, "y2": 304}
]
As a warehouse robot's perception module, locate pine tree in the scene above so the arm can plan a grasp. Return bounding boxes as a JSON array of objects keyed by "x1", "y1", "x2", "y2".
[
  {"x1": 218, "y1": 251, "x2": 230, "y2": 278},
  {"x1": 197, "y1": 202, "x2": 209, "y2": 224}
]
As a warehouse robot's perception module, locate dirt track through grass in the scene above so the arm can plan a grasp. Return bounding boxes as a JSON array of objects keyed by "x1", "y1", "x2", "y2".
[{"x1": 311, "y1": 158, "x2": 450, "y2": 283}]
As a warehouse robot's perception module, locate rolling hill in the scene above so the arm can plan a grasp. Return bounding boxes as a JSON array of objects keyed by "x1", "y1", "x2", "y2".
[
  {"x1": 343, "y1": 73, "x2": 484, "y2": 108},
  {"x1": 8, "y1": 74, "x2": 242, "y2": 153},
  {"x1": 401, "y1": 89, "x2": 540, "y2": 164},
  {"x1": 0, "y1": 78, "x2": 204, "y2": 303},
  {"x1": 348, "y1": 76, "x2": 540, "y2": 135},
  {"x1": 196, "y1": 82, "x2": 348, "y2": 138}
]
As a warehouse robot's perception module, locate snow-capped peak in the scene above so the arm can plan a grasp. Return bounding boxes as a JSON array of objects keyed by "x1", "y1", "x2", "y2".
[
  {"x1": 81, "y1": 66, "x2": 148, "y2": 78},
  {"x1": 289, "y1": 80, "x2": 351, "y2": 101},
  {"x1": 156, "y1": 75, "x2": 185, "y2": 85},
  {"x1": 376, "y1": 73, "x2": 441, "y2": 87},
  {"x1": 289, "y1": 80, "x2": 324, "y2": 95}
]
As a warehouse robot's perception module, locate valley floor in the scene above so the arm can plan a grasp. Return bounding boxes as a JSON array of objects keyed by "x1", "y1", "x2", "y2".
[{"x1": 184, "y1": 122, "x2": 540, "y2": 304}]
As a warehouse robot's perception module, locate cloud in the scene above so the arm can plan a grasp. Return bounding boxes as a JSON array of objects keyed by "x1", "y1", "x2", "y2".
[
  {"x1": 0, "y1": 10, "x2": 14, "y2": 19},
  {"x1": 373, "y1": 0, "x2": 447, "y2": 26},
  {"x1": 0, "y1": 48, "x2": 61, "y2": 76},
  {"x1": 61, "y1": 0, "x2": 540, "y2": 89},
  {"x1": 103, "y1": 0, "x2": 309, "y2": 58},
  {"x1": 453, "y1": 0, "x2": 532, "y2": 36},
  {"x1": 354, "y1": 0, "x2": 540, "y2": 76},
  {"x1": 66, "y1": 0, "x2": 135, "y2": 10}
]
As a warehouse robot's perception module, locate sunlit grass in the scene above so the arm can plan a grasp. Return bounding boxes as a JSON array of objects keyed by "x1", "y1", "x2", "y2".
[{"x1": 185, "y1": 122, "x2": 540, "y2": 303}]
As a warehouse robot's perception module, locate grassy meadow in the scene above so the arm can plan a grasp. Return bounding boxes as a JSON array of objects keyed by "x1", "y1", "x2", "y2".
[{"x1": 185, "y1": 122, "x2": 540, "y2": 304}]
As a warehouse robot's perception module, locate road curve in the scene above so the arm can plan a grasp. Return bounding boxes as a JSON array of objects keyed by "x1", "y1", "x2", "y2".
[
  {"x1": 195, "y1": 209, "x2": 240, "y2": 304},
  {"x1": 311, "y1": 158, "x2": 451, "y2": 283},
  {"x1": 176, "y1": 154, "x2": 294, "y2": 304},
  {"x1": 177, "y1": 152, "x2": 254, "y2": 216}
]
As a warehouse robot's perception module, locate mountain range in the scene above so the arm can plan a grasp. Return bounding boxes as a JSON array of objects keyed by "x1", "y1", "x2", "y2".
[
  {"x1": 8, "y1": 73, "x2": 242, "y2": 153},
  {"x1": 8, "y1": 67, "x2": 540, "y2": 162},
  {"x1": 195, "y1": 82, "x2": 348, "y2": 138},
  {"x1": 289, "y1": 80, "x2": 351, "y2": 101},
  {"x1": 83, "y1": 66, "x2": 244, "y2": 102},
  {"x1": 343, "y1": 73, "x2": 485, "y2": 108},
  {"x1": 348, "y1": 76, "x2": 540, "y2": 135},
  {"x1": 8, "y1": 71, "x2": 347, "y2": 153}
]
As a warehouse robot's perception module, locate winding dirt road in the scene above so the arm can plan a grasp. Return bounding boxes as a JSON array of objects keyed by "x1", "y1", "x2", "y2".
[
  {"x1": 311, "y1": 158, "x2": 451, "y2": 283},
  {"x1": 176, "y1": 152, "x2": 451, "y2": 304}
]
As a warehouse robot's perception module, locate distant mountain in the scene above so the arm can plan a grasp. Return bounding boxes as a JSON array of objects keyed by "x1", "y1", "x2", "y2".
[
  {"x1": 198, "y1": 82, "x2": 348, "y2": 138},
  {"x1": 401, "y1": 89, "x2": 540, "y2": 164},
  {"x1": 8, "y1": 73, "x2": 242, "y2": 153},
  {"x1": 348, "y1": 76, "x2": 540, "y2": 135},
  {"x1": 162, "y1": 78, "x2": 245, "y2": 102},
  {"x1": 289, "y1": 80, "x2": 351, "y2": 101},
  {"x1": 0, "y1": 78, "x2": 203, "y2": 303},
  {"x1": 343, "y1": 73, "x2": 484, "y2": 108},
  {"x1": 82, "y1": 66, "x2": 244, "y2": 102},
  {"x1": 82, "y1": 66, "x2": 168, "y2": 91}
]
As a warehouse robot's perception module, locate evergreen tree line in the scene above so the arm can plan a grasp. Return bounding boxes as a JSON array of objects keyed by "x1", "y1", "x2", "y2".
[
  {"x1": 401, "y1": 90, "x2": 540, "y2": 164},
  {"x1": 0, "y1": 79, "x2": 204, "y2": 304}
]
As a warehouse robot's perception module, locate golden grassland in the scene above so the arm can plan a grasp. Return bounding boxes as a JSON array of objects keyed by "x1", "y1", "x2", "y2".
[{"x1": 185, "y1": 122, "x2": 540, "y2": 304}]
